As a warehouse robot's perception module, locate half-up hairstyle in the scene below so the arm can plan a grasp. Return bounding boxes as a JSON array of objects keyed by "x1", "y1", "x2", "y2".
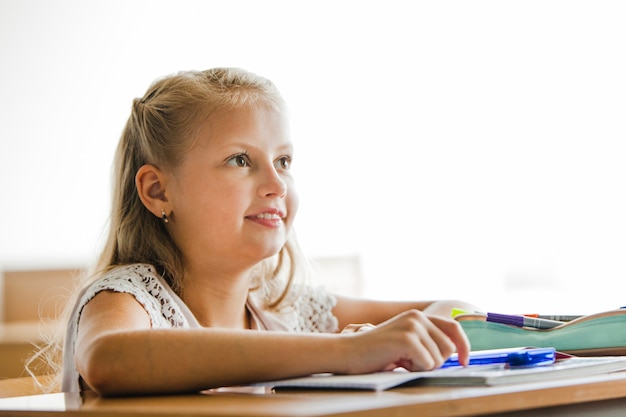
[
  {"x1": 98, "y1": 67, "x2": 301, "y2": 304},
  {"x1": 28, "y1": 68, "x2": 306, "y2": 391}
]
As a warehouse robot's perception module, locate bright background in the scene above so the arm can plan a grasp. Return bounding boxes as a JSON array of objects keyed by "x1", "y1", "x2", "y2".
[{"x1": 1, "y1": 0, "x2": 625, "y2": 315}]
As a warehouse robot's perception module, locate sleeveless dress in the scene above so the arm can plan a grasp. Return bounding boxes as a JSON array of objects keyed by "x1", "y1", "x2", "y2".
[{"x1": 61, "y1": 263, "x2": 338, "y2": 392}]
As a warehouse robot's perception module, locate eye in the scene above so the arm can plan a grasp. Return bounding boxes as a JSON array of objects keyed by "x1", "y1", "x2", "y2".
[
  {"x1": 226, "y1": 153, "x2": 251, "y2": 168},
  {"x1": 275, "y1": 156, "x2": 292, "y2": 170}
]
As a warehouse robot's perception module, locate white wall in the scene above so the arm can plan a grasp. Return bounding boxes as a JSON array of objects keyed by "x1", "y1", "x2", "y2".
[{"x1": 1, "y1": 0, "x2": 625, "y2": 315}]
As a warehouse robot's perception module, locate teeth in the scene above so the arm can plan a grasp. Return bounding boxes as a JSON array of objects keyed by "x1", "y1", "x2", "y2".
[{"x1": 256, "y1": 213, "x2": 282, "y2": 220}]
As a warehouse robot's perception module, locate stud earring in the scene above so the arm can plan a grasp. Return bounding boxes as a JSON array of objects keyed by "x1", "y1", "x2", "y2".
[{"x1": 161, "y1": 209, "x2": 169, "y2": 224}]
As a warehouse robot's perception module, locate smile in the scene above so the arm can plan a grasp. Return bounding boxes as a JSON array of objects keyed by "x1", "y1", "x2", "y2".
[{"x1": 255, "y1": 213, "x2": 283, "y2": 220}]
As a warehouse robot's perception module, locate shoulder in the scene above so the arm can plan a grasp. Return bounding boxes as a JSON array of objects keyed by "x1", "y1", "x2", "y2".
[
  {"x1": 78, "y1": 263, "x2": 187, "y2": 328},
  {"x1": 81, "y1": 264, "x2": 161, "y2": 309},
  {"x1": 63, "y1": 264, "x2": 187, "y2": 392}
]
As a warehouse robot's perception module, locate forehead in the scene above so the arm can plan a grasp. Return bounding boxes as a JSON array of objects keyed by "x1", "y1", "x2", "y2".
[{"x1": 193, "y1": 104, "x2": 291, "y2": 150}]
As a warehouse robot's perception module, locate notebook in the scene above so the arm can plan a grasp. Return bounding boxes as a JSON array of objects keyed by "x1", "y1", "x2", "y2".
[{"x1": 253, "y1": 349, "x2": 626, "y2": 391}]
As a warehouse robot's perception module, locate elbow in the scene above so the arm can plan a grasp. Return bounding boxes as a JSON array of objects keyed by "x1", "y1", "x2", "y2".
[
  {"x1": 80, "y1": 364, "x2": 116, "y2": 396},
  {"x1": 79, "y1": 364, "x2": 119, "y2": 396},
  {"x1": 76, "y1": 334, "x2": 133, "y2": 396},
  {"x1": 75, "y1": 331, "x2": 190, "y2": 396}
]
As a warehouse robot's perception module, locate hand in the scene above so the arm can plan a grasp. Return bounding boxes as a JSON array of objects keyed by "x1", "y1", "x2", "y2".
[
  {"x1": 340, "y1": 309, "x2": 470, "y2": 374},
  {"x1": 340, "y1": 323, "x2": 376, "y2": 334}
]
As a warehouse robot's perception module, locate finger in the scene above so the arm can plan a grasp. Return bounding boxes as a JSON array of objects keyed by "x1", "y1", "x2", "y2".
[
  {"x1": 340, "y1": 324, "x2": 362, "y2": 334},
  {"x1": 405, "y1": 311, "x2": 463, "y2": 369},
  {"x1": 395, "y1": 310, "x2": 449, "y2": 370},
  {"x1": 356, "y1": 323, "x2": 376, "y2": 333},
  {"x1": 413, "y1": 322, "x2": 446, "y2": 369},
  {"x1": 429, "y1": 316, "x2": 471, "y2": 366},
  {"x1": 340, "y1": 323, "x2": 376, "y2": 334}
]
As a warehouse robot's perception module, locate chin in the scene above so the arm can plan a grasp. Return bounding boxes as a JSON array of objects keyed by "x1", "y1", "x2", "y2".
[
  {"x1": 258, "y1": 242, "x2": 286, "y2": 259},
  {"x1": 261, "y1": 247, "x2": 283, "y2": 260},
  {"x1": 243, "y1": 236, "x2": 288, "y2": 263}
]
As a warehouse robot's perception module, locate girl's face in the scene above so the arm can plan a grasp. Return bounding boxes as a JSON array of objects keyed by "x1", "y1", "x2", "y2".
[{"x1": 167, "y1": 104, "x2": 298, "y2": 274}]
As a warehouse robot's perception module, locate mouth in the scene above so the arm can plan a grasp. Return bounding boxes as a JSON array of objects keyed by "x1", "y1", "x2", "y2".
[
  {"x1": 254, "y1": 212, "x2": 284, "y2": 220},
  {"x1": 245, "y1": 209, "x2": 286, "y2": 227}
]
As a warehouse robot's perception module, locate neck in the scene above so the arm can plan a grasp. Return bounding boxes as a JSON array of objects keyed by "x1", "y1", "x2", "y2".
[{"x1": 180, "y1": 266, "x2": 254, "y2": 329}]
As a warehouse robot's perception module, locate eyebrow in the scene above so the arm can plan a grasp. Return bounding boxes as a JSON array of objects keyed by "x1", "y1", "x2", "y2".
[{"x1": 225, "y1": 141, "x2": 294, "y2": 153}]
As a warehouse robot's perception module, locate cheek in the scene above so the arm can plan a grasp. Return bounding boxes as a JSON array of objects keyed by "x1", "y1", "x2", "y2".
[{"x1": 286, "y1": 184, "x2": 299, "y2": 224}]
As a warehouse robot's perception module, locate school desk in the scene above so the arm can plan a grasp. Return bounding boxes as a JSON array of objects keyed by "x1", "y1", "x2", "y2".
[{"x1": 1, "y1": 370, "x2": 626, "y2": 416}]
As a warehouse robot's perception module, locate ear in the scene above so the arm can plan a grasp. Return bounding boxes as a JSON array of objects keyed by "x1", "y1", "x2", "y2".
[{"x1": 135, "y1": 164, "x2": 170, "y2": 219}]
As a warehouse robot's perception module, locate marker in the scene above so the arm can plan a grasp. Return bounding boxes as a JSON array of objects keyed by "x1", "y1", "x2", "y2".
[
  {"x1": 451, "y1": 308, "x2": 485, "y2": 318},
  {"x1": 523, "y1": 314, "x2": 582, "y2": 322},
  {"x1": 487, "y1": 312, "x2": 564, "y2": 329}
]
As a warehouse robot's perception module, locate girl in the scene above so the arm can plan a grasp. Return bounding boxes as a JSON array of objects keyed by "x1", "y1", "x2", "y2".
[{"x1": 57, "y1": 68, "x2": 473, "y2": 396}]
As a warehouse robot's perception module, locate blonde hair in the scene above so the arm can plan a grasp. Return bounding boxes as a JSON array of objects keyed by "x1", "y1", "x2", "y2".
[
  {"x1": 102, "y1": 67, "x2": 297, "y2": 296},
  {"x1": 29, "y1": 68, "x2": 307, "y2": 390}
]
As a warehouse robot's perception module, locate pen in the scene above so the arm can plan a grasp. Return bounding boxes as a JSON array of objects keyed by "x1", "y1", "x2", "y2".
[{"x1": 487, "y1": 312, "x2": 564, "y2": 329}]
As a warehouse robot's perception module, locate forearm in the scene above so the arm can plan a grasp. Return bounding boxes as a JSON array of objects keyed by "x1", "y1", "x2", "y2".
[
  {"x1": 333, "y1": 296, "x2": 478, "y2": 330},
  {"x1": 78, "y1": 328, "x2": 346, "y2": 396},
  {"x1": 422, "y1": 299, "x2": 480, "y2": 317}
]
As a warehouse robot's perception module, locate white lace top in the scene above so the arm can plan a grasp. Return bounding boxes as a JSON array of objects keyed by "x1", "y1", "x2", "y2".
[{"x1": 61, "y1": 263, "x2": 338, "y2": 392}]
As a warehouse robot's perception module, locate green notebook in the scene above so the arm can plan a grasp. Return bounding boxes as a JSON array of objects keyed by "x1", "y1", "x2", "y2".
[{"x1": 456, "y1": 309, "x2": 626, "y2": 356}]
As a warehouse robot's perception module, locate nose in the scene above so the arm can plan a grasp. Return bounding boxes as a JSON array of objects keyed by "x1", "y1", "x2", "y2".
[{"x1": 258, "y1": 165, "x2": 287, "y2": 198}]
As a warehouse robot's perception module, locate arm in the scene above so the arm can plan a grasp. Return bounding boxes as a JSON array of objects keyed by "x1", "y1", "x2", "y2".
[
  {"x1": 76, "y1": 291, "x2": 345, "y2": 395},
  {"x1": 332, "y1": 295, "x2": 479, "y2": 330},
  {"x1": 76, "y1": 291, "x2": 470, "y2": 396}
]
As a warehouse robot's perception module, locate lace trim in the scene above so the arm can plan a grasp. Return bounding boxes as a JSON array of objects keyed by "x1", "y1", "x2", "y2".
[
  {"x1": 269, "y1": 286, "x2": 338, "y2": 333},
  {"x1": 77, "y1": 264, "x2": 187, "y2": 328},
  {"x1": 63, "y1": 264, "x2": 337, "y2": 392},
  {"x1": 76, "y1": 264, "x2": 337, "y2": 333}
]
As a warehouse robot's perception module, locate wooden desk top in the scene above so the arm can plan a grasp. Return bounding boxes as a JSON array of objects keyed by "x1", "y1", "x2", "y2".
[{"x1": 2, "y1": 371, "x2": 626, "y2": 417}]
